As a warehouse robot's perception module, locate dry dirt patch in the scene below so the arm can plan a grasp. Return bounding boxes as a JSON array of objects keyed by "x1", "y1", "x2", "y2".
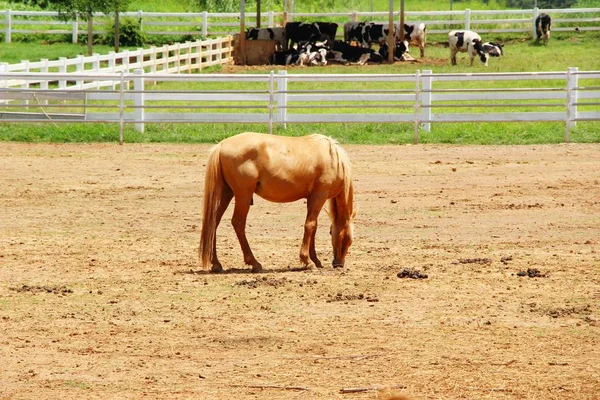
[{"x1": 1, "y1": 142, "x2": 599, "y2": 399}]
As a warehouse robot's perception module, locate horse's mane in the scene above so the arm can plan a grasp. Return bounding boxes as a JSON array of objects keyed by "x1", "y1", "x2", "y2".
[{"x1": 310, "y1": 135, "x2": 353, "y2": 221}]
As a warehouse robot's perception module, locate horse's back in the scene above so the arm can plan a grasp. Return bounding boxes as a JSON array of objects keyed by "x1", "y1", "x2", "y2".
[{"x1": 217, "y1": 132, "x2": 348, "y2": 202}]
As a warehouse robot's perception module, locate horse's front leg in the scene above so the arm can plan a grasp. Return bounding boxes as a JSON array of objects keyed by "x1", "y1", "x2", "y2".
[
  {"x1": 231, "y1": 193, "x2": 263, "y2": 273},
  {"x1": 300, "y1": 193, "x2": 328, "y2": 268}
]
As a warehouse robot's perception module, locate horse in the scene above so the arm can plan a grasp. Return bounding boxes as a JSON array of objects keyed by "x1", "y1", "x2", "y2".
[{"x1": 199, "y1": 132, "x2": 356, "y2": 273}]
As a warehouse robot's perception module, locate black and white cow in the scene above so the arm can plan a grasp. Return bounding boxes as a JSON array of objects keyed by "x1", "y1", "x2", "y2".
[
  {"x1": 378, "y1": 40, "x2": 411, "y2": 61},
  {"x1": 403, "y1": 23, "x2": 427, "y2": 58},
  {"x1": 285, "y1": 22, "x2": 320, "y2": 49},
  {"x1": 314, "y1": 22, "x2": 338, "y2": 44},
  {"x1": 343, "y1": 21, "x2": 365, "y2": 45},
  {"x1": 284, "y1": 21, "x2": 338, "y2": 50},
  {"x1": 330, "y1": 40, "x2": 384, "y2": 65},
  {"x1": 361, "y1": 23, "x2": 398, "y2": 48},
  {"x1": 535, "y1": 13, "x2": 552, "y2": 45},
  {"x1": 448, "y1": 30, "x2": 489, "y2": 66},
  {"x1": 482, "y1": 41, "x2": 504, "y2": 57},
  {"x1": 271, "y1": 44, "x2": 328, "y2": 66},
  {"x1": 245, "y1": 27, "x2": 286, "y2": 50}
]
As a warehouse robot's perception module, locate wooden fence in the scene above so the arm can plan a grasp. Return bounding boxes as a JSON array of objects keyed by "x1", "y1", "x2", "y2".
[
  {"x1": 1, "y1": 68, "x2": 598, "y2": 144},
  {"x1": 0, "y1": 36, "x2": 233, "y2": 92},
  {"x1": 1, "y1": 7, "x2": 599, "y2": 43}
]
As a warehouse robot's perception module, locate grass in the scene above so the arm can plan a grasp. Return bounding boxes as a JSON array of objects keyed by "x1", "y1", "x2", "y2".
[{"x1": 1, "y1": 4, "x2": 599, "y2": 145}]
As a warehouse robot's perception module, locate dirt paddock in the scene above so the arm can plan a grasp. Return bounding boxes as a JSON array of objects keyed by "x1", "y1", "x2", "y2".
[{"x1": 1, "y1": 142, "x2": 599, "y2": 399}]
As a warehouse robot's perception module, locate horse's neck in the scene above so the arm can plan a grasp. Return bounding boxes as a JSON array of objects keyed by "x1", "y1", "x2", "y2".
[{"x1": 333, "y1": 182, "x2": 353, "y2": 222}]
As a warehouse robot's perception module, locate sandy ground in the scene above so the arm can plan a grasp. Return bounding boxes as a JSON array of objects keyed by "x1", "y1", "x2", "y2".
[{"x1": 1, "y1": 141, "x2": 599, "y2": 400}]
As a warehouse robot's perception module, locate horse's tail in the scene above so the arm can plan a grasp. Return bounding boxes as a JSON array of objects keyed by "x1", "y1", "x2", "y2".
[{"x1": 199, "y1": 143, "x2": 223, "y2": 269}]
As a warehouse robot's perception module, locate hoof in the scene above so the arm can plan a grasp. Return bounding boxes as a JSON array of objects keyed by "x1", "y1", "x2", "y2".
[
  {"x1": 251, "y1": 265, "x2": 264, "y2": 273},
  {"x1": 332, "y1": 263, "x2": 344, "y2": 269},
  {"x1": 210, "y1": 264, "x2": 224, "y2": 273}
]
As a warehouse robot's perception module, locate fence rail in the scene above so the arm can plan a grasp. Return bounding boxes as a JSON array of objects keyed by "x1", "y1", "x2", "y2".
[
  {"x1": 1, "y1": 7, "x2": 599, "y2": 43},
  {"x1": 1, "y1": 68, "x2": 598, "y2": 144}
]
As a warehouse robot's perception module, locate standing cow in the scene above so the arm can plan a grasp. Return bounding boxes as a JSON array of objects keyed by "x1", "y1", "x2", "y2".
[
  {"x1": 403, "y1": 23, "x2": 427, "y2": 58},
  {"x1": 448, "y1": 30, "x2": 489, "y2": 66},
  {"x1": 535, "y1": 13, "x2": 552, "y2": 45}
]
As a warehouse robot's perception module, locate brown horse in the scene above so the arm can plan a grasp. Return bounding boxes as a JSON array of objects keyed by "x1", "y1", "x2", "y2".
[{"x1": 199, "y1": 132, "x2": 355, "y2": 273}]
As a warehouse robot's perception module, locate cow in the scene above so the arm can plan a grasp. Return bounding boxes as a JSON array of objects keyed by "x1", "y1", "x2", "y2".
[
  {"x1": 330, "y1": 40, "x2": 384, "y2": 65},
  {"x1": 285, "y1": 21, "x2": 338, "y2": 50},
  {"x1": 314, "y1": 22, "x2": 338, "y2": 44},
  {"x1": 482, "y1": 41, "x2": 504, "y2": 57},
  {"x1": 535, "y1": 13, "x2": 551, "y2": 45},
  {"x1": 378, "y1": 40, "x2": 412, "y2": 61},
  {"x1": 271, "y1": 44, "x2": 328, "y2": 66},
  {"x1": 245, "y1": 27, "x2": 286, "y2": 51},
  {"x1": 361, "y1": 23, "x2": 399, "y2": 48},
  {"x1": 448, "y1": 30, "x2": 489, "y2": 66},
  {"x1": 403, "y1": 23, "x2": 427, "y2": 58},
  {"x1": 343, "y1": 21, "x2": 365, "y2": 45}
]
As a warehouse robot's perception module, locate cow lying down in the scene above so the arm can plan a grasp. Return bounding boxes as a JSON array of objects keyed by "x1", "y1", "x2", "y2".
[
  {"x1": 378, "y1": 40, "x2": 414, "y2": 61},
  {"x1": 329, "y1": 40, "x2": 384, "y2": 65},
  {"x1": 271, "y1": 44, "x2": 328, "y2": 66}
]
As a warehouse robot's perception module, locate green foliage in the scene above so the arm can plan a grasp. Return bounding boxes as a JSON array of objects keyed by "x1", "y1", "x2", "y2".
[
  {"x1": 504, "y1": 0, "x2": 577, "y2": 8},
  {"x1": 195, "y1": 0, "x2": 236, "y2": 12},
  {"x1": 103, "y1": 17, "x2": 146, "y2": 46}
]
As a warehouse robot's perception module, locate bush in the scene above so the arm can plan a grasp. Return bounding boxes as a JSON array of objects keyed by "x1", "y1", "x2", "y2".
[{"x1": 103, "y1": 17, "x2": 146, "y2": 47}]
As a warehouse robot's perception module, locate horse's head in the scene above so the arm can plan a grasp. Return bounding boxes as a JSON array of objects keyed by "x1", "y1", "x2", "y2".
[{"x1": 330, "y1": 209, "x2": 356, "y2": 268}]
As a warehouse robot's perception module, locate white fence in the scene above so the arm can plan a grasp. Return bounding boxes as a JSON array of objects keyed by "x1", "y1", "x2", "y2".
[
  {"x1": 1, "y1": 7, "x2": 599, "y2": 43},
  {"x1": 0, "y1": 36, "x2": 233, "y2": 92},
  {"x1": 1, "y1": 68, "x2": 598, "y2": 144}
]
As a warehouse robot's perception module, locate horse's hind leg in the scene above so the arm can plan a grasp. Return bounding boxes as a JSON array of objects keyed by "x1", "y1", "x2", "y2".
[
  {"x1": 210, "y1": 185, "x2": 233, "y2": 273},
  {"x1": 231, "y1": 192, "x2": 263, "y2": 273}
]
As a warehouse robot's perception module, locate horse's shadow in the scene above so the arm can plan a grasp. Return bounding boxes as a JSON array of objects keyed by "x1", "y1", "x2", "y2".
[{"x1": 175, "y1": 265, "x2": 313, "y2": 275}]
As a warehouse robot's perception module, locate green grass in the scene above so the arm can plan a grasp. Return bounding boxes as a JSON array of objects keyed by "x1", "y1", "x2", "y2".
[{"x1": 1, "y1": 2, "x2": 599, "y2": 145}]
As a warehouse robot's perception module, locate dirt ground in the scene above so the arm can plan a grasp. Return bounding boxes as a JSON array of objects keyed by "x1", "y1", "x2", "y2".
[{"x1": 1, "y1": 141, "x2": 599, "y2": 400}]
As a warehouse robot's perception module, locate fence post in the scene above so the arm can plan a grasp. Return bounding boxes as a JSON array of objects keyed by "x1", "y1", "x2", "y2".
[
  {"x1": 465, "y1": 9, "x2": 471, "y2": 30},
  {"x1": 421, "y1": 70, "x2": 432, "y2": 133},
  {"x1": 75, "y1": 55, "x2": 84, "y2": 88},
  {"x1": 197, "y1": 40, "x2": 203, "y2": 72},
  {"x1": 277, "y1": 70, "x2": 288, "y2": 129},
  {"x1": 163, "y1": 45, "x2": 169, "y2": 73},
  {"x1": 58, "y1": 57, "x2": 67, "y2": 90},
  {"x1": 565, "y1": 66, "x2": 578, "y2": 143},
  {"x1": 202, "y1": 11, "x2": 208, "y2": 37},
  {"x1": 532, "y1": 7, "x2": 539, "y2": 40},
  {"x1": 72, "y1": 14, "x2": 78, "y2": 43},
  {"x1": 108, "y1": 51, "x2": 116, "y2": 90},
  {"x1": 92, "y1": 53, "x2": 100, "y2": 89},
  {"x1": 5, "y1": 10, "x2": 11, "y2": 43},
  {"x1": 119, "y1": 72, "x2": 125, "y2": 145},
  {"x1": 268, "y1": 71, "x2": 274, "y2": 134},
  {"x1": 133, "y1": 69, "x2": 145, "y2": 133},
  {"x1": 413, "y1": 70, "x2": 421, "y2": 144},
  {"x1": 124, "y1": 50, "x2": 130, "y2": 73},
  {"x1": 352, "y1": 11, "x2": 358, "y2": 22},
  {"x1": 22, "y1": 60, "x2": 30, "y2": 107},
  {"x1": 176, "y1": 42, "x2": 182, "y2": 73},
  {"x1": 40, "y1": 59, "x2": 49, "y2": 105},
  {"x1": 0, "y1": 63, "x2": 6, "y2": 90}
]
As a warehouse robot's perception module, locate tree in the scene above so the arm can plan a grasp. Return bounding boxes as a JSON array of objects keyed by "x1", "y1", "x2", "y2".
[{"x1": 51, "y1": 0, "x2": 130, "y2": 55}]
